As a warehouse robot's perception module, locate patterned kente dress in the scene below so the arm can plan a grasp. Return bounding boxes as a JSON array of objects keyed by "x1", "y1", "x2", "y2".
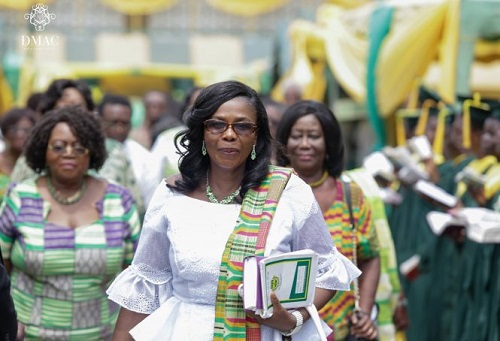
[
  {"x1": 318, "y1": 179, "x2": 379, "y2": 340},
  {"x1": 0, "y1": 172, "x2": 10, "y2": 203},
  {"x1": 0, "y1": 178, "x2": 141, "y2": 340}
]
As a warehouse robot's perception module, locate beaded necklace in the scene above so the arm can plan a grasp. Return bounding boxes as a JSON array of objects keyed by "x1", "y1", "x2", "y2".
[
  {"x1": 47, "y1": 176, "x2": 86, "y2": 205},
  {"x1": 307, "y1": 170, "x2": 329, "y2": 188},
  {"x1": 206, "y1": 171, "x2": 241, "y2": 204}
]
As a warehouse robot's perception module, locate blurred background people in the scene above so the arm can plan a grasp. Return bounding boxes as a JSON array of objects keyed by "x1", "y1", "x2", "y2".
[
  {"x1": 276, "y1": 100, "x2": 380, "y2": 340},
  {"x1": 0, "y1": 106, "x2": 140, "y2": 339},
  {"x1": 261, "y1": 95, "x2": 286, "y2": 165},
  {"x1": 0, "y1": 108, "x2": 36, "y2": 200},
  {"x1": 25, "y1": 92, "x2": 44, "y2": 118},
  {"x1": 282, "y1": 80, "x2": 303, "y2": 107},
  {"x1": 38, "y1": 78, "x2": 95, "y2": 114},
  {"x1": 261, "y1": 95, "x2": 286, "y2": 140},
  {"x1": 130, "y1": 90, "x2": 174, "y2": 150},
  {"x1": 98, "y1": 93, "x2": 162, "y2": 207},
  {"x1": 9, "y1": 78, "x2": 146, "y2": 218},
  {"x1": 150, "y1": 91, "x2": 184, "y2": 146},
  {"x1": 150, "y1": 86, "x2": 202, "y2": 178}
]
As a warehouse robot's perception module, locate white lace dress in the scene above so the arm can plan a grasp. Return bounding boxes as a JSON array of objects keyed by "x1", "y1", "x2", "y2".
[{"x1": 107, "y1": 174, "x2": 360, "y2": 340}]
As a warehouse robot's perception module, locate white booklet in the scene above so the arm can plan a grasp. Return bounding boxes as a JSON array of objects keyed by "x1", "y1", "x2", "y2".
[
  {"x1": 362, "y1": 151, "x2": 395, "y2": 182},
  {"x1": 426, "y1": 208, "x2": 500, "y2": 243},
  {"x1": 426, "y1": 211, "x2": 466, "y2": 236},
  {"x1": 455, "y1": 167, "x2": 487, "y2": 187},
  {"x1": 407, "y1": 135, "x2": 433, "y2": 161},
  {"x1": 467, "y1": 222, "x2": 500, "y2": 243},
  {"x1": 242, "y1": 249, "x2": 318, "y2": 318},
  {"x1": 414, "y1": 180, "x2": 458, "y2": 208},
  {"x1": 461, "y1": 208, "x2": 500, "y2": 243}
]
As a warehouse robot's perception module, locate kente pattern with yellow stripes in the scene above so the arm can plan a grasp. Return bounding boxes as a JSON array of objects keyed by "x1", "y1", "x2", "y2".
[
  {"x1": 213, "y1": 166, "x2": 293, "y2": 340},
  {"x1": 319, "y1": 180, "x2": 379, "y2": 340}
]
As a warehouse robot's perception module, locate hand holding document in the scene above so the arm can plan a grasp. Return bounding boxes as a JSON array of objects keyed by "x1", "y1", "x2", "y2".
[{"x1": 241, "y1": 249, "x2": 318, "y2": 319}]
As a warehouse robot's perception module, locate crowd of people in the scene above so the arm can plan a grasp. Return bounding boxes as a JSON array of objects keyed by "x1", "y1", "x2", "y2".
[{"x1": 0, "y1": 76, "x2": 498, "y2": 341}]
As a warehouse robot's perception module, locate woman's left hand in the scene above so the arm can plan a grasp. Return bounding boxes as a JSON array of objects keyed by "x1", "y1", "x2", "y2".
[
  {"x1": 349, "y1": 310, "x2": 378, "y2": 340},
  {"x1": 247, "y1": 293, "x2": 297, "y2": 333}
]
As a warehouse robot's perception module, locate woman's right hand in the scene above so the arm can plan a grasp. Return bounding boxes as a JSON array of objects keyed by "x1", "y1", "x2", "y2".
[
  {"x1": 16, "y1": 322, "x2": 25, "y2": 341},
  {"x1": 247, "y1": 293, "x2": 301, "y2": 334},
  {"x1": 349, "y1": 310, "x2": 378, "y2": 340}
]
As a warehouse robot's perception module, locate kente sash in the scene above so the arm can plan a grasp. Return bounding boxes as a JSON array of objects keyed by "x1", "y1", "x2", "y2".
[{"x1": 213, "y1": 166, "x2": 293, "y2": 340}]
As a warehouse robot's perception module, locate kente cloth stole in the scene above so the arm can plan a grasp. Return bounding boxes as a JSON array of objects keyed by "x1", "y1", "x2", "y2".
[{"x1": 213, "y1": 166, "x2": 293, "y2": 340}]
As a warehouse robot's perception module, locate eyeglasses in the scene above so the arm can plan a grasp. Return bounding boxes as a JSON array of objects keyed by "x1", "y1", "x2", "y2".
[
  {"x1": 48, "y1": 142, "x2": 89, "y2": 156},
  {"x1": 7, "y1": 126, "x2": 31, "y2": 135},
  {"x1": 204, "y1": 119, "x2": 257, "y2": 136}
]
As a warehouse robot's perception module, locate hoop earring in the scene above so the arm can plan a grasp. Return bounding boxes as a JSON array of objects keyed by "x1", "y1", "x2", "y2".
[
  {"x1": 202, "y1": 141, "x2": 207, "y2": 156},
  {"x1": 251, "y1": 144, "x2": 256, "y2": 160}
]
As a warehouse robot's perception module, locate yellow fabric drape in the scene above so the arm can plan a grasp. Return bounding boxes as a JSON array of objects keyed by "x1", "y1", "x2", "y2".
[
  {"x1": 436, "y1": 0, "x2": 460, "y2": 104},
  {"x1": 318, "y1": 3, "x2": 371, "y2": 103},
  {"x1": 0, "y1": 66, "x2": 14, "y2": 115},
  {"x1": 206, "y1": 0, "x2": 290, "y2": 17},
  {"x1": 325, "y1": 0, "x2": 371, "y2": 10},
  {"x1": 376, "y1": 3, "x2": 448, "y2": 118},
  {"x1": 271, "y1": 20, "x2": 327, "y2": 103},
  {"x1": 285, "y1": 2, "x2": 449, "y2": 116},
  {"x1": 0, "y1": 0, "x2": 52, "y2": 10},
  {"x1": 100, "y1": 0, "x2": 178, "y2": 15}
]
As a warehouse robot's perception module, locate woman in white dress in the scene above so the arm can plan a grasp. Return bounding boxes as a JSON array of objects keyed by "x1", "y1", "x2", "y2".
[{"x1": 107, "y1": 80, "x2": 360, "y2": 340}]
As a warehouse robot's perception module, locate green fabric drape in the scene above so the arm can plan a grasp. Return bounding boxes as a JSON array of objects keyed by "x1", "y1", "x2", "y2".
[{"x1": 366, "y1": 5, "x2": 394, "y2": 149}]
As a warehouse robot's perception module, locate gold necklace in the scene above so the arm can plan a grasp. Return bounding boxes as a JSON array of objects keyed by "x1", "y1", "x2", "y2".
[
  {"x1": 307, "y1": 170, "x2": 329, "y2": 188},
  {"x1": 206, "y1": 171, "x2": 241, "y2": 204},
  {"x1": 47, "y1": 177, "x2": 86, "y2": 205}
]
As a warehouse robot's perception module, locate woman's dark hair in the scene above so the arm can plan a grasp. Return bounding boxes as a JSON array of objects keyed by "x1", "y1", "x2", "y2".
[
  {"x1": 25, "y1": 106, "x2": 107, "y2": 173},
  {"x1": 275, "y1": 100, "x2": 345, "y2": 178},
  {"x1": 171, "y1": 80, "x2": 272, "y2": 199},
  {"x1": 180, "y1": 86, "x2": 204, "y2": 121},
  {"x1": 0, "y1": 108, "x2": 37, "y2": 136},
  {"x1": 38, "y1": 79, "x2": 95, "y2": 114},
  {"x1": 26, "y1": 92, "x2": 44, "y2": 112}
]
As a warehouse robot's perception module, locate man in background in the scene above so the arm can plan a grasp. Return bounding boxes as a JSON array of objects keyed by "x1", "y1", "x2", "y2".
[{"x1": 98, "y1": 94, "x2": 162, "y2": 208}]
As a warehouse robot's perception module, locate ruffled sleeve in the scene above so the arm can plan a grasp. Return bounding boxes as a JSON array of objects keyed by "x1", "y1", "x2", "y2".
[
  {"x1": 295, "y1": 193, "x2": 361, "y2": 291},
  {"x1": 107, "y1": 182, "x2": 173, "y2": 314}
]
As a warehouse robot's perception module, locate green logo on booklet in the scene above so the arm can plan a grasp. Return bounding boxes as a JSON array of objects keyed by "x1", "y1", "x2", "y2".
[{"x1": 271, "y1": 275, "x2": 280, "y2": 291}]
